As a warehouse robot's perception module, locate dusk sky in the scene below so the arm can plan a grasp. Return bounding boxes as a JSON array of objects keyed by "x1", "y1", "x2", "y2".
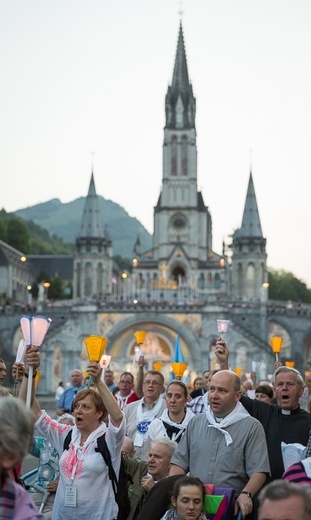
[{"x1": 1, "y1": 0, "x2": 311, "y2": 288}]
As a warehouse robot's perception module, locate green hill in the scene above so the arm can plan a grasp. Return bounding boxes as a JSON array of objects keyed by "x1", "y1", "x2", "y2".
[{"x1": 13, "y1": 197, "x2": 152, "y2": 258}]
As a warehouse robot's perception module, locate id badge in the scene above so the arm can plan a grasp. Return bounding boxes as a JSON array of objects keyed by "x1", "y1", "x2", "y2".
[{"x1": 65, "y1": 485, "x2": 77, "y2": 507}]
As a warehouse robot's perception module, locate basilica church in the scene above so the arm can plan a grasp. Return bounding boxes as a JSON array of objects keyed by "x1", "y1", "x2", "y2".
[
  {"x1": 73, "y1": 22, "x2": 268, "y2": 306},
  {"x1": 5, "y1": 22, "x2": 302, "y2": 396}
]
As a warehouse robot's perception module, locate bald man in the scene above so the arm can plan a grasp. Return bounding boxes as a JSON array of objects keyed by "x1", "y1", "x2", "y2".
[
  {"x1": 56, "y1": 369, "x2": 84, "y2": 415},
  {"x1": 170, "y1": 370, "x2": 270, "y2": 519}
]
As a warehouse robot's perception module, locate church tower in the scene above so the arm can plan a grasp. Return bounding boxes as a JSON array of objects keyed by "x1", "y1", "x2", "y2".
[
  {"x1": 154, "y1": 22, "x2": 213, "y2": 263},
  {"x1": 231, "y1": 172, "x2": 268, "y2": 301},
  {"x1": 135, "y1": 22, "x2": 227, "y2": 296},
  {"x1": 73, "y1": 173, "x2": 112, "y2": 299}
]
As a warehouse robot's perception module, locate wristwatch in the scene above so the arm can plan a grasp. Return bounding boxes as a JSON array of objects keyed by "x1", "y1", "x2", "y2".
[{"x1": 240, "y1": 491, "x2": 253, "y2": 499}]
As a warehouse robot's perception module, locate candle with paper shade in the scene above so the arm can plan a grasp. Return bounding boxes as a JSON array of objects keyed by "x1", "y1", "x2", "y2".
[
  {"x1": 216, "y1": 319, "x2": 230, "y2": 338},
  {"x1": 133, "y1": 330, "x2": 146, "y2": 366},
  {"x1": 84, "y1": 335, "x2": 107, "y2": 388},
  {"x1": 20, "y1": 315, "x2": 52, "y2": 410},
  {"x1": 171, "y1": 362, "x2": 187, "y2": 379},
  {"x1": 234, "y1": 368, "x2": 243, "y2": 376},
  {"x1": 285, "y1": 361, "x2": 295, "y2": 368},
  {"x1": 134, "y1": 330, "x2": 146, "y2": 346},
  {"x1": 269, "y1": 336, "x2": 283, "y2": 361},
  {"x1": 153, "y1": 361, "x2": 162, "y2": 371}
]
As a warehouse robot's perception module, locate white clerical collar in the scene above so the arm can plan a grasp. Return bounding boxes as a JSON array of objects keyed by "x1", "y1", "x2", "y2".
[{"x1": 281, "y1": 409, "x2": 291, "y2": 415}]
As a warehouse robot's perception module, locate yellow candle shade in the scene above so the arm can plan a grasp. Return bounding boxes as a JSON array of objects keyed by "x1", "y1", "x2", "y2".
[
  {"x1": 153, "y1": 361, "x2": 162, "y2": 371},
  {"x1": 84, "y1": 335, "x2": 107, "y2": 362},
  {"x1": 172, "y1": 362, "x2": 187, "y2": 378},
  {"x1": 134, "y1": 330, "x2": 146, "y2": 345},
  {"x1": 83, "y1": 371, "x2": 89, "y2": 378},
  {"x1": 270, "y1": 336, "x2": 283, "y2": 354},
  {"x1": 35, "y1": 370, "x2": 41, "y2": 390},
  {"x1": 234, "y1": 368, "x2": 243, "y2": 376},
  {"x1": 285, "y1": 361, "x2": 295, "y2": 368},
  {"x1": 305, "y1": 371, "x2": 310, "y2": 376}
]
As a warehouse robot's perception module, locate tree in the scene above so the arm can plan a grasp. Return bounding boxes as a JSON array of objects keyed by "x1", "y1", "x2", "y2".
[
  {"x1": 7, "y1": 218, "x2": 30, "y2": 253},
  {"x1": 0, "y1": 219, "x2": 7, "y2": 242},
  {"x1": 268, "y1": 269, "x2": 311, "y2": 304},
  {"x1": 49, "y1": 276, "x2": 65, "y2": 300}
]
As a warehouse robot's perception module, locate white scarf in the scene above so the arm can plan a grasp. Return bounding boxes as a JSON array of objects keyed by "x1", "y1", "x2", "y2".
[
  {"x1": 134, "y1": 397, "x2": 164, "y2": 446},
  {"x1": 115, "y1": 390, "x2": 134, "y2": 410},
  {"x1": 202, "y1": 391, "x2": 209, "y2": 411},
  {"x1": 160, "y1": 408, "x2": 194, "y2": 443},
  {"x1": 205, "y1": 401, "x2": 249, "y2": 446}
]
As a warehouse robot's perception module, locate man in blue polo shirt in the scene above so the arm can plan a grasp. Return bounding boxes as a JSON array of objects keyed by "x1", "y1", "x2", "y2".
[{"x1": 56, "y1": 368, "x2": 84, "y2": 415}]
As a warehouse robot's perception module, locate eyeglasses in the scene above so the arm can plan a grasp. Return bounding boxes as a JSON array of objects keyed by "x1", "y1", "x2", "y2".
[{"x1": 143, "y1": 380, "x2": 162, "y2": 386}]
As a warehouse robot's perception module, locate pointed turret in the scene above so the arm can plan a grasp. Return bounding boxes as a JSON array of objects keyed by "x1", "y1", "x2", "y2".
[
  {"x1": 78, "y1": 173, "x2": 104, "y2": 239},
  {"x1": 73, "y1": 172, "x2": 113, "y2": 299},
  {"x1": 234, "y1": 172, "x2": 263, "y2": 239},
  {"x1": 231, "y1": 172, "x2": 267, "y2": 301},
  {"x1": 165, "y1": 22, "x2": 196, "y2": 129}
]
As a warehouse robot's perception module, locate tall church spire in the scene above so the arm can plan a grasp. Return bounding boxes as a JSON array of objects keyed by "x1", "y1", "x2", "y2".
[
  {"x1": 78, "y1": 172, "x2": 104, "y2": 239},
  {"x1": 165, "y1": 22, "x2": 196, "y2": 129},
  {"x1": 237, "y1": 172, "x2": 263, "y2": 239}
]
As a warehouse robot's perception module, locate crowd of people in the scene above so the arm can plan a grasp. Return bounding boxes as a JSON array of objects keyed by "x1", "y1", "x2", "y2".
[{"x1": 0, "y1": 336, "x2": 311, "y2": 520}]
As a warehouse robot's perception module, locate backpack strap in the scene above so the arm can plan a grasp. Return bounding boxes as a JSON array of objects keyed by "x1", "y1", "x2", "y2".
[
  {"x1": 95, "y1": 434, "x2": 118, "y2": 500},
  {"x1": 63, "y1": 429, "x2": 73, "y2": 451}
]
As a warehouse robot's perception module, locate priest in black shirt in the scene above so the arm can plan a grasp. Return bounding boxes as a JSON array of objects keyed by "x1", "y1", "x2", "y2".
[{"x1": 215, "y1": 340, "x2": 311, "y2": 481}]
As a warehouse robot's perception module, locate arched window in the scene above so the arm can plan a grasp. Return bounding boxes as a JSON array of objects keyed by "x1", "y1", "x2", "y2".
[
  {"x1": 198, "y1": 273, "x2": 205, "y2": 289},
  {"x1": 237, "y1": 263, "x2": 243, "y2": 296},
  {"x1": 246, "y1": 263, "x2": 255, "y2": 298},
  {"x1": 84, "y1": 262, "x2": 93, "y2": 296},
  {"x1": 97, "y1": 263, "x2": 103, "y2": 296},
  {"x1": 214, "y1": 274, "x2": 221, "y2": 289},
  {"x1": 181, "y1": 135, "x2": 187, "y2": 176},
  {"x1": 171, "y1": 136, "x2": 177, "y2": 176}
]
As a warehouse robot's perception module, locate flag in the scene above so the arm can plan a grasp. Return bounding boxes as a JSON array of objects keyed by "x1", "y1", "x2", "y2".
[{"x1": 174, "y1": 334, "x2": 185, "y2": 362}]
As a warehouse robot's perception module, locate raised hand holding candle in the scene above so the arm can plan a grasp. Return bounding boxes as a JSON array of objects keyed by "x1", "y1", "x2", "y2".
[
  {"x1": 20, "y1": 315, "x2": 52, "y2": 410},
  {"x1": 84, "y1": 335, "x2": 107, "y2": 388},
  {"x1": 216, "y1": 319, "x2": 230, "y2": 338}
]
